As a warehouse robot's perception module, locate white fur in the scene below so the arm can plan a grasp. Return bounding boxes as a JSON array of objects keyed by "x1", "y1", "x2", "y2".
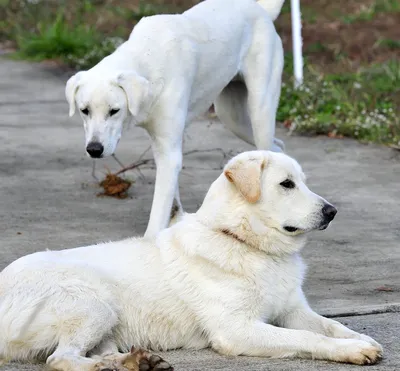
[
  {"x1": 0, "y1": 151, "x2": 382, "y2": 370},
  {"x1": 65, "y1": 0, "x2": 286, "y2": 237}
]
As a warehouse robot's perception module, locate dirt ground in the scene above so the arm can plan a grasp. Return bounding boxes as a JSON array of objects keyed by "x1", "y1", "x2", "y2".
[{"x1": 275, "y1": 0, "x2": 400, "y2": 73}]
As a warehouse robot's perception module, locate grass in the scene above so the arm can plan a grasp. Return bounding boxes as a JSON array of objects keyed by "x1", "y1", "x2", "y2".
[
  {"x1": 1, "y1": 0, "x2": 399, "y2": 146},
  {"x1": 306, "y1": 42, "x2": 329, "y2": 54},
  {"x1": 1, "y1": 0, "x2": 174, "y2": 69},
  {"x1": 376, "y1": 38, "x2": 400, "y2": 50},
  {"x1": 13, "y1": 12, "x2": 124, "y2": 70},
  {"x1": 278, "y1": 57, "x2": 400, "y2": 145},
  {"x1": 16, "y1": 13, "x2": 97, "y2": 60}
]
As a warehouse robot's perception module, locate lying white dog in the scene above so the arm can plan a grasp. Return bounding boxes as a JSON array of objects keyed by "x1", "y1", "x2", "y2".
[
  {"x1": 65, "y1": 0, "x2": 286, "y2": 237},
  {"x1": 0, "y1": 151, "x2": 382, "y2": 370}
]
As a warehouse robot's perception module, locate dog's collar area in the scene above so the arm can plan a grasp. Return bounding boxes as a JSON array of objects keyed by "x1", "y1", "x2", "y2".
[{"x1": 220, "y1": 228, "x2": 246, "y2": 243}]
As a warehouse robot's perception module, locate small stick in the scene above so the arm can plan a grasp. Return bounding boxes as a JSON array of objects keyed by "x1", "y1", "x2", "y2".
[
  {"x1": 91, "y1": 160, "x2": 98, "y2": 181},
  {"x1": 112, "y1": 154, "x2": 125, "y2": 168},
  {"x1": 114, "y1": 148, "x2": 228, "y2": 176}
]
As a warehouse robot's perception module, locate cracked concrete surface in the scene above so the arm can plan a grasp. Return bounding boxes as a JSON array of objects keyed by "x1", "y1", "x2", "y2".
[{"x1": 0, "y1": 58, "x2": 399, "y2": 370}]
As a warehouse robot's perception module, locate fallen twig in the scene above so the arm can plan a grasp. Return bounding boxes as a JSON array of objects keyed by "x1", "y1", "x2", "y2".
[
  {"x1": 91, "y1": 160, "x2": 98, "y2": 181},
  {"x1": 112, "y1": 154, "x2": 126, "y2": 168},
  {"x1": 92, "y1": 147, "x2": 234, "y2": 199},
  {"x1": 115, "y1": 158, "x2": 153, "y2": 175},
  {"x1": 114, "y1": 148, "x2": 230, "y2": 176}
]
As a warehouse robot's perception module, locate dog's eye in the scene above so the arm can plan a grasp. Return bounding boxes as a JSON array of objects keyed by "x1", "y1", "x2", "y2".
[
  {"x1": 280, "y1": 179, "x2": 295, "y2": 189},
  {"x1": 81, "y1": 108, "x2": 89, "y2": 115},
  {"x1": 109, "y1": 108, "x2": 120, "y2": 116}
]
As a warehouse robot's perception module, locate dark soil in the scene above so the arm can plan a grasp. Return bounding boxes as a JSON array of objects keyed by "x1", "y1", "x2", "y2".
[{"x1": 275, "y1": 0, "x2": 400, "y2": 73}]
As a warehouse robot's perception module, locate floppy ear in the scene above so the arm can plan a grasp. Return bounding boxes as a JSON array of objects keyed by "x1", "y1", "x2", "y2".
[
  {"x1": 224, "y1": 153, "x2": 266, "y2": 203},
  {"x1": 65, "y1": 71, "x2": 85, "y2": 117},
  {"x1": 116, "y1": 71, "x2": 150, "y2": 121}
]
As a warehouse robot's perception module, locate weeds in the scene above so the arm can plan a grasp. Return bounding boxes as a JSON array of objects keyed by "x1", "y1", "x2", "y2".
[
  {"x1": 12, "y1": 11, "x2": 124, "y2": 70},
  {"x1": 2, "y1": 0, "x2": 167, "y2": 68},
  {"x1": 278, "y1": 59, "x2": 400, "y2": 145},
  {"x1": 376, "y1": 38, "x2": 400, "y2": 50},
  {"x1": 16, "y1": 13, "x2": 98, "y2": 61}
]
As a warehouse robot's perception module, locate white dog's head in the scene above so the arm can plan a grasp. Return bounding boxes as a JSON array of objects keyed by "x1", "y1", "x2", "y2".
[
  {"x1": 199, "y1": 151, "x2": 337, "y2": 252},
  {"x1": 65, "y1": 70, "x2": 151, "y2": 158}
]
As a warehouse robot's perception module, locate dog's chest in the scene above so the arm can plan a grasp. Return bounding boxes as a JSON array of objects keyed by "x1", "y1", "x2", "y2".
[{"x1": 246, "y1": 254, "x2": 305, "y2": 321}]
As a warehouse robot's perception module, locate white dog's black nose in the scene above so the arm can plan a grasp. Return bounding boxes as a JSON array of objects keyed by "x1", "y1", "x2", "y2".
[
  {"x1": 322, "y1": 204, "x2": 337, "y2": 222},
  {"x1": 86, "y1": 142, "x2": 104, "y2": 158}
]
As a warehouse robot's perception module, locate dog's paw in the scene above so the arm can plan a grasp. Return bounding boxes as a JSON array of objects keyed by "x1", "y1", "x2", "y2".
[
  {"x1": 358, "y1": 334, "x2": 383, "y2": 352},
  {"x1": 335, "y1": 339, "x2": 382, "y2": 365},
  {"x1": 131, "y1": 348, "x2": 173, "y2": 371},
  {"x1": 328, "y1": 322, "x2": 383, "y2": 353},
  {"x1": 94, "y1": 347, "x2": 173, "y2": 371}
]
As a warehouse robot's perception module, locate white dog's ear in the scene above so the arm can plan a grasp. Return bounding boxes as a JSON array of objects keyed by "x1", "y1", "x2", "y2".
[
  {"x1": 224, "y1": 153, "x2": 266, "y2": 203},
  {"x1": 65, "y1": 72, "x2": 85, "y2": 117},
  {"x1": 116, "y1": 72, "x2": 150, "y2": 121}
]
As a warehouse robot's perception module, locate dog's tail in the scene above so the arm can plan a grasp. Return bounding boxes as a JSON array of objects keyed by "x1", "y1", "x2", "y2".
[{"x1": 256, "y1": 0, "x2": 285, "y2": 21}]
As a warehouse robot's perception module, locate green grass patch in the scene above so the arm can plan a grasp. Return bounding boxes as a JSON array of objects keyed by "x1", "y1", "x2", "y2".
[
  {"x1": 1, "y1": 0, "x2": 160, "y2": 69},
  {"x1": 306, "y1": 42, "x2": 329, "y2": 53},
  {"x1": 12, "y1": 11, "x2": 124, "y2": 70},
  {"x1": 16, "y1": 13, "x2": 98, "y2": 61},
  {"x1": 373, "y1": 0, "x2": 400, "y2": 12},
  {"x1": 278, "y1": 58, "x2": 400, "y2": 145},
  {"x1": 376, "y1": 38, "x2": 400, "y2": 50}
]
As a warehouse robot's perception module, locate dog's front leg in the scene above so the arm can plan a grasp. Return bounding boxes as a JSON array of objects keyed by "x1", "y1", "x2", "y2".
[
  {"x1": 144, "y1": 128, "x2": 183, "y2": 237},
  {"x1": 277, "y1": 290, "x2": 382, "y2": 351},
  {"x1": 211, "y1": 319, "x2": 381, "y2": 365}
]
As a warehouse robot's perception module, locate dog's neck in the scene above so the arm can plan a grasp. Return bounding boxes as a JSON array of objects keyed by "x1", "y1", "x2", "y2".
[{"x1": 197, "y1": 175, "x2": 307, "y2": 257}]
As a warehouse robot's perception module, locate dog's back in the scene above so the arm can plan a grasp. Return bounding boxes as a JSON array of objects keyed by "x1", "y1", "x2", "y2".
[{"x1": 183, "y1": 0, "x2": 285, "y2": 21}]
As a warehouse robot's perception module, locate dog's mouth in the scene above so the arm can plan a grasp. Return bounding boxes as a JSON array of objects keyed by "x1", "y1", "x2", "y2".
[
  {"x1": 318, "y1": 223, "x2": 330, "y2": 230},
  {"x1": 283, "y1": 226, "x2": 300, "y2": 233},
  {"x1": 284, "y1": 220, "x2": 332, "y2": 234},
  {"x1": 284, "y1": 224, "x2": 329, "y2": 234}
]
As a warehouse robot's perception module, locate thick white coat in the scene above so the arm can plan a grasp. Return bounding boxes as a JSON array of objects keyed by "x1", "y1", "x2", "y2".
[{"x1": 0, "y1": 151, "x2": 382, "y2": 370}]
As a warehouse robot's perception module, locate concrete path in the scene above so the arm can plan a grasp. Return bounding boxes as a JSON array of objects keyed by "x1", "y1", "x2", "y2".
[{"x1": 0, "y1": 58, "x2": 399, "y2": 370}]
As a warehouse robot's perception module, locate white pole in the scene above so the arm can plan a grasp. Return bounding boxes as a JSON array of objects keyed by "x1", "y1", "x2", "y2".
[{"x1": 291, "y1": 0, "x2": 303, "y2": 88}]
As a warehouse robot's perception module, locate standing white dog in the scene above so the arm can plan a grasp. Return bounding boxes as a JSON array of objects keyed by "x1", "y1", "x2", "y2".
[
  {"x1": 65, "y1": 0, "x2": 286, "y2": 237},
  {"x1": 0, "y1": 151, "x2": 382, "y2": 371}
]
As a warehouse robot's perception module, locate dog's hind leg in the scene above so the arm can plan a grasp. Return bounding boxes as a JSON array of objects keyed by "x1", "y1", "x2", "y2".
[
  {"x1": 214, "y1": 81, "x2": 284, "y2": 152},
  {"x1": 45, "y1": 300, "x2": 119, "y2": 371},
  {"x1": 237, "y1": 21, "x2": 284, "y2": 152}
]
